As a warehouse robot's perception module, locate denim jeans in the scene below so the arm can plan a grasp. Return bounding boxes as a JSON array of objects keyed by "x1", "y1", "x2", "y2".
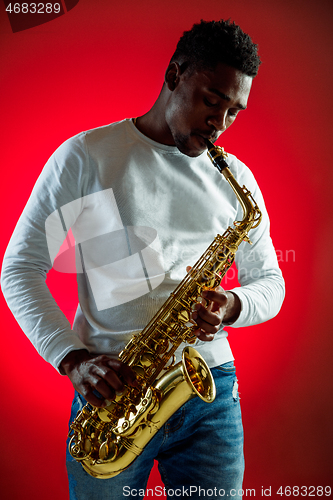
[{"x1": 66, "y1": 361, "x2": 244, "y2": 499}]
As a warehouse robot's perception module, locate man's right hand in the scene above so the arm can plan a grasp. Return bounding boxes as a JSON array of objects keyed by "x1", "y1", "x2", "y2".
[{"x1": 60, "y1": 349, "x2": 138, "y2": 407}]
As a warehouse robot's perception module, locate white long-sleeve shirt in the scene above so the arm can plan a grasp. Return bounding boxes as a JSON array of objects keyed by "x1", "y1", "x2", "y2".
[{"x1": 1, "y1": 119, "x2": 285, "y2": 371}]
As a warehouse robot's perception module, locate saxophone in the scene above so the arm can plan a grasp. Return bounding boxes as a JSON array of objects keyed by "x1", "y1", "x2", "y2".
[{"x1": 68, "y1": 139, "x2": 262, "y2": 478}]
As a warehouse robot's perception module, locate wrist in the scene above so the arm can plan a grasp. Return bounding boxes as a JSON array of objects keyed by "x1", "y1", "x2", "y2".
[
  {"x1": 59, "y1": 349, "x2": 91, "y2": 376},
  {"x1": 223, "y1": 291, "x2": 241, "y2": 325}
]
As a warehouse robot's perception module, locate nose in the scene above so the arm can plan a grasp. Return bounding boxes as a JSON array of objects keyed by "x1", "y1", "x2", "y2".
[{"x1": 207, "y1": 110, "x2": 228, "y2": 132}]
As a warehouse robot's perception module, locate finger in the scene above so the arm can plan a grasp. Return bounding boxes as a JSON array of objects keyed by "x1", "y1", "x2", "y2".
[
  {"x1": 80, "y1": 366, "x2": 118, "y2": 400},
  {"x1": 92, "y1": 364, "x2": 137, "y2": 399},
  {"x1": 76, "y1": 383, "x2": 110, "y2": 408},
  {"x1": 107, "y1": 359, "x2": 139, "y2": 387},
  {"x1": 91, "y1": 361, "x2": 125, "y2": 393},
  {"x1": 194, "y1": 318, "x2": 220, "y2": 334},
  {"x1": 192, "y1": 327, "x2": 215, "y2": 342},
  {"x1": 93, "y1": 377, "x2": 117, "y2": 400},
  {"x1": 91, "y1": 355, "x2": 138, "y2": 388},
  {"x1": 192, "y1": 304, "x2": 222, "y2": 333},
  {"x1": 186, "y1": 265, "x2": 192, "y2": 273},
  {"x1": 197, "y1": 332, "x2": 215, "y2": 341},
  {"x1": 202, "y1": 286, "x2": 228, "y2": 306}
]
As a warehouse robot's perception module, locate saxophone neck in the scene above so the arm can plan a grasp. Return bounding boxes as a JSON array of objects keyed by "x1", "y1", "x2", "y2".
[
  {"x1": 222, "y1": 166, "x2": 257, "y2": 227},
  {"x1": 205, "y1": 139, "x2": 262, "y2": 231}
]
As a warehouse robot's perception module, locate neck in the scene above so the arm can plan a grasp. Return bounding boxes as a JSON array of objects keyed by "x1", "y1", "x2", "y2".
[{"x1": 134, "y1": 87, "x2": 175, "y2": 146}]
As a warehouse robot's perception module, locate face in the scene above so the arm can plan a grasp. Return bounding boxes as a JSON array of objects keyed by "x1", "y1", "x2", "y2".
[{"x1": 164, "y1": 62, "x2": 253, "y2": 157}]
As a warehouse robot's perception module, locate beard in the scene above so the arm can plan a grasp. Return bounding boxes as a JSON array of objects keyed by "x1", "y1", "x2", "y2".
[{"x1": 172, "y1": 131, "x2": 206, "y2": 158}]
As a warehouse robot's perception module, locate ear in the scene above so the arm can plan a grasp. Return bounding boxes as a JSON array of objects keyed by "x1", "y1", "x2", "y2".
[{"x1": 164, "y1": 62, "x2": 181, "y2": 91}]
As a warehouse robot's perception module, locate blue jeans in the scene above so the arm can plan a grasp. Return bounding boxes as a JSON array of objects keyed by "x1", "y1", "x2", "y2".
[{"x1": 66, "y1": 361, "x2": 244, "y2": 499}]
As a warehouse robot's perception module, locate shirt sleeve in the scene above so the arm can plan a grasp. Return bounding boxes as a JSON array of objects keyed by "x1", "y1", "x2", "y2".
[
  {"x1": 226, "y1": 160, "x2": 285, "y2": 328},
  {"x1": 1, "y1": 133, "x2": 91, "y2": 371}
]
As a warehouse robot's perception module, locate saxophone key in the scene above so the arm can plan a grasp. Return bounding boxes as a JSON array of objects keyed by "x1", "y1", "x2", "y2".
[
  {"x1": 84, "y1": 438, "x2": 92, "y2": 454},
  {"x1": 178, "y1": 309, "x2": 191, "y2": 324},
  {"x1": 131, "y1": 365, "x2": 145, "y2": 379},
  {"x1": 185, "y1": 333, "x2": 198, "y2": 344},
  {"x1": 140, "y1": 352, "x2": 155, "y2": 366},
  {"x1": 99, "y1": 439, "x2": 118, "y2": 461},
  {"x1": 154, "y1": 341, "x2": 169, "y2": 354},
  {"x1": 98, "y1": 405, "x2": 115, "y2": 423},
  {"x1": 69, "y1": 436, "x2": 89, "y2": 461},
  {"x1": 190, "y1": 296, "x2": 207, "y2": 308}
]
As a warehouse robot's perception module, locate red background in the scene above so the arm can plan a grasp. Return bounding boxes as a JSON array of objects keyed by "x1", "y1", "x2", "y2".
[{"x1": 0, "y1": 1, "x2": 332, "y2": 498}]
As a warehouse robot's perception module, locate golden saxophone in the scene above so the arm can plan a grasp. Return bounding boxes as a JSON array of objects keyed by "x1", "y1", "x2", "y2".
[{"x1": 68, "y1": 139, "x2": 262, "y2": 478}]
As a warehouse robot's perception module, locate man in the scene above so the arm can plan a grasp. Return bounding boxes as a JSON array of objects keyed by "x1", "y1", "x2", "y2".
[{"x1": 1, "y1": 20, "x2": 284, "y2": 499}]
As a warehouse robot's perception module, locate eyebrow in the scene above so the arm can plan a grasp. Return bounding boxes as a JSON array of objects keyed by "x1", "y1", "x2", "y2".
[{"x1": 208, "y1": 88, "x2": 247, "y2": 110}]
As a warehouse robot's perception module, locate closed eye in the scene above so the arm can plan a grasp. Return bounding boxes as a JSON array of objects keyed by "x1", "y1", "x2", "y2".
[
  {"x1": 204, "y1": 97, "x2": 239, "y2": 117},
  {"x1": 204, "y1": 97, "x2": 217, "y2": 107}
]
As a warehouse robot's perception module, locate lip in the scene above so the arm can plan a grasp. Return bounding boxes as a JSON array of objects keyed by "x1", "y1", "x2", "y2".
[{"x1": 194, "y1": 133, "x2": 215, "y2": 149}]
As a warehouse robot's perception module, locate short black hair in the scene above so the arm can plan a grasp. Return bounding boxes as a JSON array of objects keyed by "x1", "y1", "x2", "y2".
[{"x1": 171, "y1": 19, "x2": 261, "y2": 77}]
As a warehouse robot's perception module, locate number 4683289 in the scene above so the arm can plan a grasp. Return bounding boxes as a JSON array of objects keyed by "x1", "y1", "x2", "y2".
[
  {"x1": 5, "y1": 3, "x2": 61, "y2": 14},
  {"x1": 277, "y1": 486, "x2": 331, "y2": 496}
]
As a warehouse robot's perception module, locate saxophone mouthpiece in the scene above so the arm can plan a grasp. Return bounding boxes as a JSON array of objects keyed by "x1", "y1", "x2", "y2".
[
  {"x1": 205, "y1": 139, "x2": 228, "y2": 173},
  {"x1": 204, "y1": 138, "x2": 214, "y2": 150}
]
